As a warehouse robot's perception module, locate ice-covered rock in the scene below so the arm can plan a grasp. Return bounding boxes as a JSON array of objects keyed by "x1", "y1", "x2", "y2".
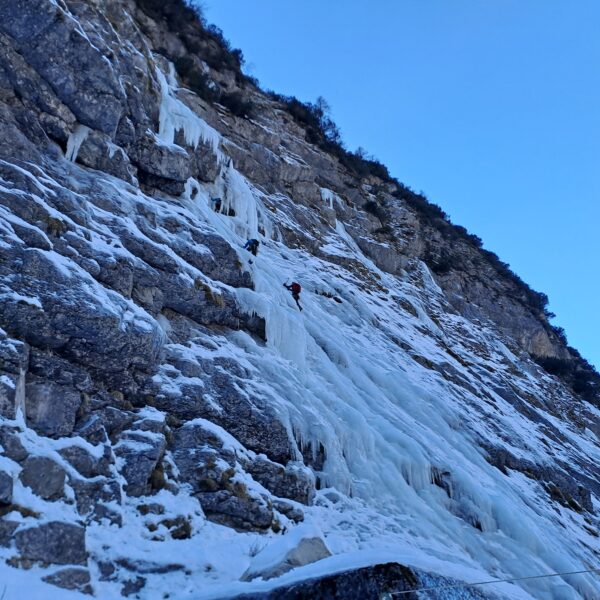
[{"x1": 0, "y1": 0, "x2": 597, "y2": 597}]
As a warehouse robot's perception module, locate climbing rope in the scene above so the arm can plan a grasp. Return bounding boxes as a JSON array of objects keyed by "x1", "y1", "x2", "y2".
[{"x1": 382, "y1": 566, "x2": 600, "y2": 597}]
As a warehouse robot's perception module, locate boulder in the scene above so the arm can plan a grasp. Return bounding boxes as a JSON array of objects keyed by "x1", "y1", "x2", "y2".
[
  {"x1": 230, "y1": 562, "x2": 488, "y2": 600},
  {"x1": 75, "y1": 128, "x2": 138, "y2": 184},
  {"x1": 114, "y1": 430, "x2": 166, "y2": 497},
  {"x1": 129, "y1": 132, "x2": 192, "y2": 182},
  {"x1": 241, "y1": 530, "x2": 331, "y2": 581},
  {"x1": 0, "y1": 470, "x2": 13, "y2": 504},
  {"x1": 0, "y1": 426, "x2": 28, "y2": 462},
  {"x1": 192, "y1": 138, "x2": 220, "y2": 183},
  {"x1": 25, "y1": 380, "x2": 82, "y2": 438},
  {"x1": 43, "y1": 567, "x2": 93, "y2": 595},
  {"x1": 246, "y1": 458, "x2": 315, "y2": 505},
  {"x1": 15, "y1": 521, "x2": 87, "y2": 565},
  {"x1": 20, "y1": 456, "x2": 66, "y2": 500},
  {"x1": 0, "y1": 519, "x2": 18, "y2": 547},
  {"x1": 197, "y1": 490, "x2": 273, "y2": 532},
  {"x1": 59, "y1": 445, "x2": 109, "y2": 478},
  {"x1": 71, "y1": 477, "x2": 122, "y2": 524},
  {"x1": 272, "y1": 499, "x2": 304, "y2": 523}
]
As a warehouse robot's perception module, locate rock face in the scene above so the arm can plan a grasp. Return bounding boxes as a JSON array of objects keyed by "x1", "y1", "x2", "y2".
[{"x1": 0, "y1": 0, "x2": 598, "y2": 598}]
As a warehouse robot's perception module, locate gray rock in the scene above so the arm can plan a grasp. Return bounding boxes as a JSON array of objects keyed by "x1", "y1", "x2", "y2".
[
  {"x1": 197, "y1": 490, "x2": 273, "y2": 531},
  {"x1": 71, "y1": 476, "x2": 121, "y2": 523},
  {"x1": 0, "y1": 246, "x2": 165, "y2": 390},
  {"x1": 121, "y1": 576, "x2": 146, "y2": 597},
  {"x1": 0, "y1": 0, "x2": 125, "y2": 135},
  {"x1": 0, "y1": 519, "x2": 19, "y2": 547},
  {"x1": 59, "y1": 445, "x2": 108, "y2": 478},
  {"x1": 20, "y1": 456, "x2": 66, "y2": 501},
  {"x1": 229, "y1": 562, "x2": 490, "y2": 600},
  {"x1": 76, "y1": 128, "x2": 138, "y2": 184},
  {"x1": 129, "y1": 132, "x2": 192, "y2": 182},
  {"x1": 114, "y1": 430, "x2": 166, "y2": 497},
  {"x1": 0, "y1": 101, "x2": 43, "y2": 162},
  {"x1": 242, "y1": 536, "x2": 331, "y2": 581},
  {"x1": 168, "y1": 229, "x2": 253, "y2": 288},
  {"x1": 43, "y1": 567, "x2": 93, "y2": 595},
  {"x1": 192, "y1": 138, "x2": 220, "y2": 183},
  {"x1": 247, "y1": 458, "x2": 315, "y2": 505},
  {"x1": 0, "y1": 426, "x2": 28, "y2": 462},
  {"x1": 171, "y1": 422, "x2": 236, "y2": 492},
  {"x1": 116, "y1": 557, "x2": 185, "y2": 574},
  {"x1": 75, "y1": 416, "x2": 109, "y2": 446},
  {"x1": 157, "y1": 366, "x2": 292, "y2": 465},
  {"x1": 0, "y1": 470, "x2": 13, "y2": 504},
  {"x1": 98, "y1": 407, "x2": 135, "y2": 439},
  {"x1": 0, "y1": 32, "x2": 76, "y2": 144},
  {"x1": 25, "y1": 379, "x2": 82, "y2": 438},
  {"x1": 139, "y1": 171, "x2": 187, "y2": 196},
  {"x1": 272, "y1": 499, "x2": 304, "y2": 523},
  {"x1": 486, "y1": 446, "x2": 594, "y2": 513},
  {"x1": 0, "y1": 371, "x2": 21, "y2": 419},
  {"x1": 29, "y1": 350, "x2": 94, "y2": 392},
  {"x1": 15, "y1": 521, "x2": 87, "y2": 565},
  {"x1": 171, "y1": 422, "x2": 275, "y2": 531}
]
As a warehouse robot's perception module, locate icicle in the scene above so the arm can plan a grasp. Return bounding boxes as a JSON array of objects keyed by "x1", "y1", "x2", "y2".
[
  {"x1": 155, "y1": 65, "x2": 221, "y2": 151},
  {"x1": 223, "y1": 162, "x2": 259, "y2": 239},
  {"x1": 320, "y1": 187, "x2": 335, "y2": 209},
  {"x1": 65, "y1": 124, "x2": 90, "y2": 162}
]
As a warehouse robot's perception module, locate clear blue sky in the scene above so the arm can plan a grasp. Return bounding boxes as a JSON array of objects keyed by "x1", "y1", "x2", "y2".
[{"x1": 202, "y1": 0, "x2": 600, "y2": 369}]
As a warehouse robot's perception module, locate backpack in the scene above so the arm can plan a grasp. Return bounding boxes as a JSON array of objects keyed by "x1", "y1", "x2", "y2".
[{"x1": 291, "y1": 282, "x2": 301, "y2": 294}]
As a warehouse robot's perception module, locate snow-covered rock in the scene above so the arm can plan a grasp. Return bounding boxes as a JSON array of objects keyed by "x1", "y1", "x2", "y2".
[{"x1": 0, "y1": 1, "x2": 597, "y2": 598}]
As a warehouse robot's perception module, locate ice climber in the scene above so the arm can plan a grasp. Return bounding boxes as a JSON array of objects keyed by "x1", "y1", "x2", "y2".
[
  {"x1": 211, "y1": 196, "x2": 222, "y2": 212},
  {"x1": 244, "y1": 238, "x2": 260, "y2": 256},
  {"x1": 284, "y1": 281, "x2": 303, "y2": 311}
]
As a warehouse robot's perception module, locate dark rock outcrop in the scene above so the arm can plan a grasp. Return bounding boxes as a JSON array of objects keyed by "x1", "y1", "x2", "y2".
[
  {"x1": 15, "y1": 521, "x2": 87, "y2": 565},
  {"x1": 228, "y1": 562, "x2": 490, "y2": 600},
  {"x1": 43, "y1": 567, "x2": 93, "y2": 595}
]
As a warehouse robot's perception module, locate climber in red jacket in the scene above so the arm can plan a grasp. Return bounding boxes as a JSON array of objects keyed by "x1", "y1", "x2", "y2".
[{"x1": 283, "y1": 281, "x2": 303, "y2": 311}]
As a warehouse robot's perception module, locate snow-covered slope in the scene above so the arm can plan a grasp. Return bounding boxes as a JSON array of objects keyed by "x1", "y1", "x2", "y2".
[{"x1": 0, "y1": 1, "x2": 599, "y2": 598}]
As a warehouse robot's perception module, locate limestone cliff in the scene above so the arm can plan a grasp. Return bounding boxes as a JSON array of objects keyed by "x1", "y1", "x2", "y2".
[{"x1": 0, "y1": 1, "x2": 598, "y2": 598}]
